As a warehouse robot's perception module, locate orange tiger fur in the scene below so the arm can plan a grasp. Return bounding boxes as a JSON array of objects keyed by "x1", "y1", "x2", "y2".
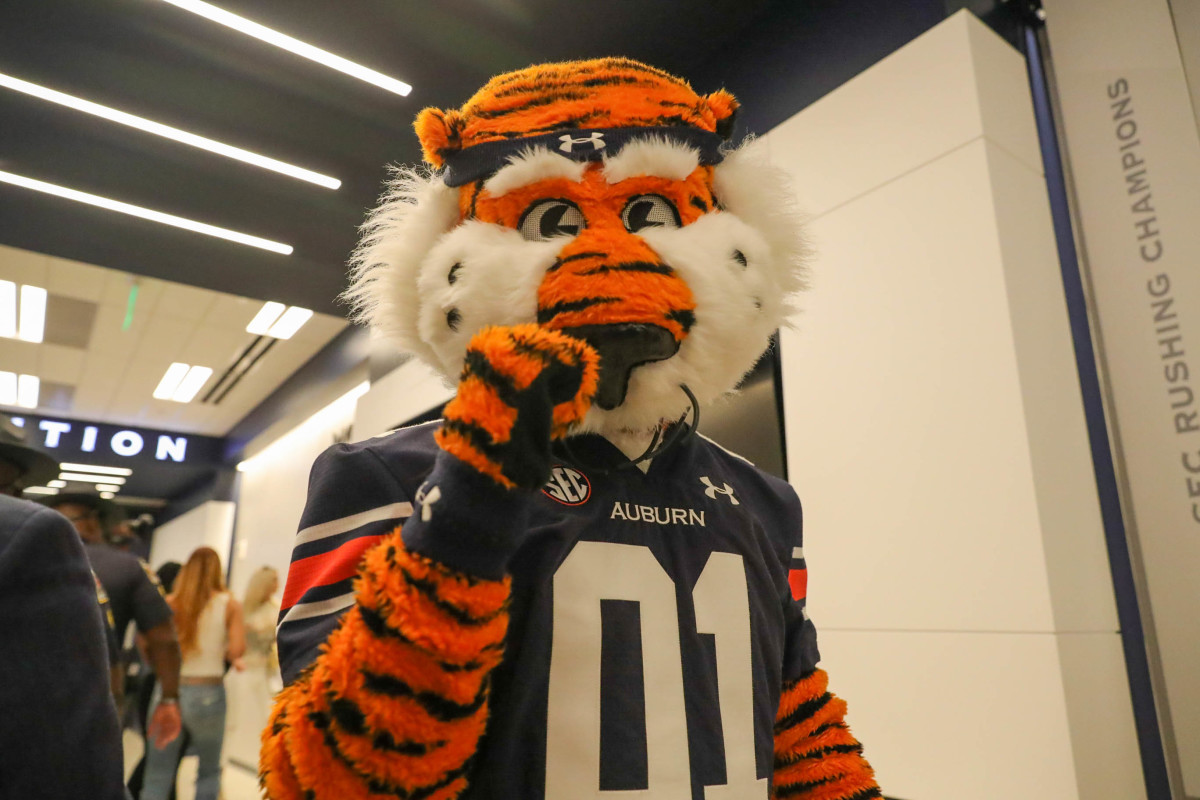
[
  {"x1": 772, "y1": 670, "x2": 881, "y2": 800},
  {"x1": 261, "y1": 534, "x2": 509, "y2": 800},
  {"x1": 416, "y1": 57, "x2": 738, "y2": 167}
]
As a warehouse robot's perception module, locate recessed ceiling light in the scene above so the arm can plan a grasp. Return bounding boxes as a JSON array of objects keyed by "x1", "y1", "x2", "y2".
[
  {"x1": 0, "y1": 72, "x2": 341, "y2": 189},
  {"x1": 59, "y1": 463, "x2": 133, "y2": 477},
  {"x1": 100, "y1": 491, "x2": 115, "y2": 499},
  {"x1": 153, "y1": 362, "x2": 190, "y2": 400},
  {"x1": 18, "y1": 285, "x2": 46, "y2": 343},
  {"x1": 23, "y1": 486, "x2": 58, "y2": 495},
  {"x1": 0, "y1": 281, "x2": 15, "y2": 338},
  {"x1": 160, "y1": 0, "x2": 412, "y2": 97},
  {"x1": 246, "y1": 300, "x2": 286, "y2": 335},
  {"x1": 0, "y1": 170, "x2": 293, "y2": 255},
  {"x1": 95, "y1": 483, "x2": 122, "y2": 492},
  {"x1": 60, "y1": 472, "x2": 127, "y2": 485},
  {"x1": 0, "y1": 372, "x2": 39, "y2": 409},
  {"x1": 47, "y1": 480, "x2": 67, "y2": 488},
  {"x1": 152, "y1": 362, "x2": 213, "y2": 403},
  {"x1": 267, "y1": 306, "x2": 313, "y2": 339},
  {"x1": 173, "y1": 365, "x2": 213, "y2": 402}
]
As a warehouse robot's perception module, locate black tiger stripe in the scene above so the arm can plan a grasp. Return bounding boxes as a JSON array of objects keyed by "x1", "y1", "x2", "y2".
[
  {"x1": 690, "y1": 196, "x2": 709, "y2": 212},
  {"x1": 358, "y1": 605, "x2": 504, "y2": 671},
  {"x1": 466, "y1": 179, "x2": 484, "y2": 219},
  {"x1": 774, "y1": 773, "x2": 837, "y2": 797},
  {"x1": 578, "y1": 261, "x2": 674, "y2": 276},
  {"x1": 547, "y1": 251, "x2": 606, "y2": 272},
  {"x1": 666, "y1": 308, "x2": 695, "y2": 333},
  {"x1": 493, "y1": 75, "x2": 657, "y2": 99},
  {"x1": 473, "y1": 112, "x2": 604, "y2": 140},
  {"x1": 777, "y1": 784, "x2": 881, "y2": 800},
  {"x1": 781, "y1": 742, "x2": 865, "y2": 764},
  {"x1": 310, "y1": 715, "x2": 474, "y2": 800},
  {"x1": 439, "y1": 417, "x2": 508, "y2": 461},
  {"x1": 461, "y1": 350, "x2": 521, "y2": 404},
  {"x1": 774, "y1": 691, "x2": 834, "y2": 733},
  {"x1": 360, "y1": 668, "x2": 490, "y2": 721},
  {"x1": 773, "y1": 721, "x2": 848, "y2": 765},
  {"x1": 382, "y1": 544, "x2": 492, "y2": 590},
  {"x1": 473, "y1": 90, "x2": 590, "y2": 117},
  {"x1": 398, "y1": 562, "x2": 508, "y2": 626},
  {"x1": 536, "y1": 296, "x2": 620, "y2": 325},
  {"x1": 325, "y1": 696, "x2": 443, "y2": 755}
]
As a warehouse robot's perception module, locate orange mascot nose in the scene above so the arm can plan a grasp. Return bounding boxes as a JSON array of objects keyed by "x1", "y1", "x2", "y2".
[{"x1": 536, "y1": 226, "x2": 696, "y2": 410}]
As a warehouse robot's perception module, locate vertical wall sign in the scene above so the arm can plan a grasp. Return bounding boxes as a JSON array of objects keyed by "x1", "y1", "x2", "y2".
[{"x1": 1045, "y1": 0, "x2": 1200, "y2": 796}]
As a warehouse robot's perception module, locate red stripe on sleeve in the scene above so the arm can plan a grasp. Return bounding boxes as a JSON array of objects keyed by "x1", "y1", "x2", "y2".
[
  {"x1": 788, "y1": 568, "x2": 807, "y2": 602},
  {"x1": 281, "y1": 534, "x2": 382, "y2": 610}
]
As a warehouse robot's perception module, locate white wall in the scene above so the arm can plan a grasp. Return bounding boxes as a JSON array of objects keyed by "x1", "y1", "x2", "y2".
[
  {"x1": 227, "y1": 382, "x2": 367, "y2": 601},
  {"x1": 351, "y1": 355, "x2": 452, "y2": 441},
  {"x1": 772, "y1": 12, "x2": 1145, "y2": 800},
  {"x1": 149, "y1": 500, "x2": 235, "y2": 572}
]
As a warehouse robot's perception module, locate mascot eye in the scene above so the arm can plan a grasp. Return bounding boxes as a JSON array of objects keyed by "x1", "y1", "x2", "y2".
[
  {"x1": 518, "y1": 199, "x2": 586, "y2": 241},
  {"x1": 621, "y1": 194, "x2": 681, "y2": 233}
]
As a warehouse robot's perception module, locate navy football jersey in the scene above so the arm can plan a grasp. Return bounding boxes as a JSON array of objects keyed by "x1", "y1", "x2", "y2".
[{"x1": 277, "y1": 420, "x2": 819, "y2": 799}]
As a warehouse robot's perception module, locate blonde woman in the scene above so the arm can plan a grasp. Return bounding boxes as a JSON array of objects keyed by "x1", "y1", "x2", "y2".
[
  {"x1": 241, "y1": 566, "x2": 280, "y2": 675},
  {"x1": 142, "y1": 547, "x2": 244, "y2": 800}
]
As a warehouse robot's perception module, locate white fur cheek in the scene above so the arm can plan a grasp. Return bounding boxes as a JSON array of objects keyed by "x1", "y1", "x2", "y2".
[
  {"x1": 414, "y1": 222, "x2": 560, "y2": 376},
  {"x1": 639, "y1": 214, "x2": 781, "y2": 402}
]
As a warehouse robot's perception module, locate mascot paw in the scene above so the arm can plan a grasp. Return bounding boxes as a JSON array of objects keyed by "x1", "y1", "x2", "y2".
[{"x1": 435, "y1": 324, "x2": 599, "y2": 490}]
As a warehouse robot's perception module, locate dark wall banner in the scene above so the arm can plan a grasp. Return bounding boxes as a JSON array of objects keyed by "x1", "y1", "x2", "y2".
[{"x1": 1045, "y1": 1, "x2": 1200, "y2": 796}]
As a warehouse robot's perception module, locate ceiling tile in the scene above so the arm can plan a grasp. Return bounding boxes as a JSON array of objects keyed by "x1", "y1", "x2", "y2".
[
  {"x1": 0, "y1": 244, "x2": 51, "y2": 286},
  {"x1": 156, "y1": 283, "x2": 219, "y2": 321},
  {"x1": 99, "y1": 272, "x2": 166, "y2": 313},
  {"x1": 0, "y1": 338, "x2": 39, "y2": 374},
  {"x1": 71, "y1": 353, "x2": 126, "y2": 416},
  {"x1": 44, "y1": 295, "x2": 97, "y2": 349},
  {"x1": 37, "y1": 343, "x2": 85, "y2": 384},
  {"x1": 46, "y1": 257, "x2": 108, "y2": 302},
  {"x1": 89, "y1": 303, "x2": 149, "y2": 357}
]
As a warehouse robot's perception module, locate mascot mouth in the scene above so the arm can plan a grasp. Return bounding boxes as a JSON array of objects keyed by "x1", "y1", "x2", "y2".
[{"x1": 559, "y1": 323, "x2": 678, "y2": 410}]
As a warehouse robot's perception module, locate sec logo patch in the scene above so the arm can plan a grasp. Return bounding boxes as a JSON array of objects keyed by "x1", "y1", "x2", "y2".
[{"x1": 543, "y1": 466, "x2": 591, "y2": 505}]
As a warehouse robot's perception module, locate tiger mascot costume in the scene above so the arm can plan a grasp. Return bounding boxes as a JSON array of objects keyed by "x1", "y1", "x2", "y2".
[{"x1": 262, "y1": 57, "x2": 881, "y2": 800}]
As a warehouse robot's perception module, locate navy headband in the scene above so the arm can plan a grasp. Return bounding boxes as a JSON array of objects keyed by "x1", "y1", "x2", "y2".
[{"x1": 440, "y1": 125, "x2": 726, "y2": 187}]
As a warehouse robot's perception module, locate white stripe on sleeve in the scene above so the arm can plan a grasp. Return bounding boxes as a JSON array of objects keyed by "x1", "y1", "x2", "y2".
[
  {"x1": 294, "y1": 501, "x2": 413, "y2": 546},
  {"x1": 278, "y1": 591, "x2": 357, "y2": 628}
]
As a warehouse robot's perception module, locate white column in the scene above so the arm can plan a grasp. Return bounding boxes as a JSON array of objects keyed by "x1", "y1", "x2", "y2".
[{"x1": 770, "y1": 12, "x2": 1144, "y2": 799}]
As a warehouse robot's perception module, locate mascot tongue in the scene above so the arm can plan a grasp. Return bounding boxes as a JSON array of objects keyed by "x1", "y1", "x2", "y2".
[{"x1": 558, "y1": 323, "x2": 678, "y2": 410}]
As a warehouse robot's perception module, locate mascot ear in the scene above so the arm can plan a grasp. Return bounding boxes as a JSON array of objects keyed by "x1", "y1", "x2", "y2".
[
  {"x1": 414, "y1": 107, "x2": 463, "y2": 169},
  {"x1": 703, "y1": 89, "x2": 740, "y2": 141}
]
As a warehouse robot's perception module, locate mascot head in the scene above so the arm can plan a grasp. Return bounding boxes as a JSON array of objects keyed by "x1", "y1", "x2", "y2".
[{"x1": 348, "y1": 57, "x2": 806, "y2": 439}]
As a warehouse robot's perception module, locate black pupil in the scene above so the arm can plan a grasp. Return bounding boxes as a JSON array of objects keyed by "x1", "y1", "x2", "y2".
[
  {"x1": 627, "y1": 199, "x2": 665, "y2": 231},
  {"x1": 541, "y1": 204, "x2": 580, "y2": 237}
]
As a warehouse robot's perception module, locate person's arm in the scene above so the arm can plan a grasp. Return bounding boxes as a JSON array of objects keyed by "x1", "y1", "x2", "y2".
[
  {"x1": 261, "y1": 326, "x2": 596, "y2": 800},
  {"x1": 0, "y1": 502, "x2": 126, "y2": 800},
  {"x1": 143, "y1": 620, "x2": 183, "y2": 747},
  {"x1": 226, "y1": 595, "x2": 247, "y2": 662}
]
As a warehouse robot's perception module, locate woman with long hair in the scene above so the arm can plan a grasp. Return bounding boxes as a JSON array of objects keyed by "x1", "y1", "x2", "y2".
[
  {"x1": 141, "y1": 547, "x2": 244, "y2": 800},
  {"x1": 226, "y1": 565, "x2": 282, "y2": 767}
]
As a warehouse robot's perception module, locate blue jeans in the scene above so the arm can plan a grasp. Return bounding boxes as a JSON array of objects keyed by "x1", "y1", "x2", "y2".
[{"x1": 141, "y1": 683, "x2": 226, "y2": 800}]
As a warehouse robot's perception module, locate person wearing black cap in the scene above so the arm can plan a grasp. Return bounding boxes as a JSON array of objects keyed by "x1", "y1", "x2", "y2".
[
  {"x1": 45, "y1": 491, "x2": 184, "y2": 756},
  {"x1": 0, "y1": 418, "x2": 128, "y2": 799}
]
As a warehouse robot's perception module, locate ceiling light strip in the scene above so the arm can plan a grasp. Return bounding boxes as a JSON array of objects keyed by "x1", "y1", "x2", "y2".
[
  {"x1": 0, "y1": 372, "x2": 15, "y2": 406},
  {"x1": 60, "y1": 472, "x2": 127, "y2": 484},
  {"x1": 0, "y1": 170, "x2": 293, "y2": 255},
  {"x1": 23, "y1": 486, "x2": 58, "y2": 495},
  {"x1": 159, "y1": 0, "x2": 412, "y2": 97},
  {"x1": 0, "y1": 73, "x2": 341, "y2": 189},
  {"x1": 59, "y1": 463, "x2": 134, "y2": 476}
]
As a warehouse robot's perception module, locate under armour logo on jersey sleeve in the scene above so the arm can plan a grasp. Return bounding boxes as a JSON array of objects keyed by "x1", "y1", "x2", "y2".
[
  {"x1": 700, "y1": 476, "x2": 739, "y2": 505},
  {"x1": 416, "y1": 483, "x2": 442, "y2": 522}
]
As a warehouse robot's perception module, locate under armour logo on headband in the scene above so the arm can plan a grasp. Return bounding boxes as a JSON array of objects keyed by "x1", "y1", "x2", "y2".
[{"x1": 559, "y1": 132, "x2": 606, "y2": 154}]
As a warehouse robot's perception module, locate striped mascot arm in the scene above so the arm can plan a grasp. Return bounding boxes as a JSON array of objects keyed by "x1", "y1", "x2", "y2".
[
  {"x1": 261, "y1": 324, "x2": 598, "y2": 800},
  {"x1": 772, "y1": 669, "x2": 882, "y2": 800}
]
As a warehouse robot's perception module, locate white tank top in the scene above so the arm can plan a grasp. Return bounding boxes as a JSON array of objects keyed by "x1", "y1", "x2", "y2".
[{"x1": 180, "y1": 592, "x2": 230, "y2": 678}]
